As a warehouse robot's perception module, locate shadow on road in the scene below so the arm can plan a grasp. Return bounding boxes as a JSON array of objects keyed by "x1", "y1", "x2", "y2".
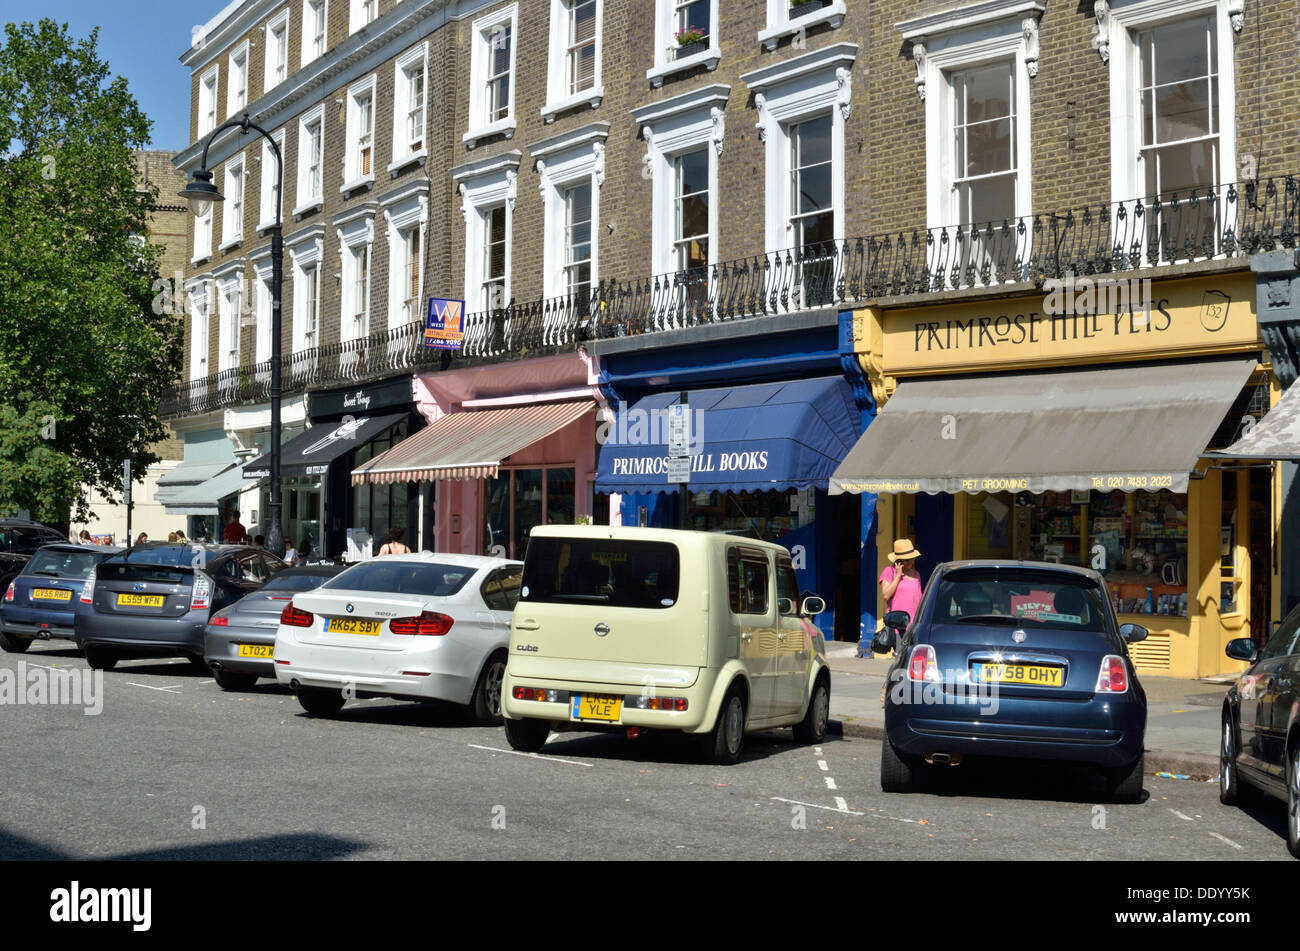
[
  {"x1": 533, "y1": 727, "x2": 836, "y2": 766},
  {"x1": 903, "y1": 756, "x2": 1151, "y2": 805},
  {"x1": 0, "y1": 825, "x2": 367, "y2": 861}
]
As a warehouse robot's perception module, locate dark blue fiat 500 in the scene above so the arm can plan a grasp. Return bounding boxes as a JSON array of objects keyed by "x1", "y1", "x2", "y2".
[{"x1": 877, "y1": 561, "x2": 1149, "y2": 803}]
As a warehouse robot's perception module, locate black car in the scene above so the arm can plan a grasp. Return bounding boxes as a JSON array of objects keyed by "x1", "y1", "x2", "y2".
[
  {"x1": 74, "y1": 543, "x2": 287, "y2": 670},
  {"x1": 0, "y1": 519, "x2": 72, "y2": 592},
  {"x1": 1220, "y1": 607, "x2": 1300, "y2": 858},
  {"x1": 878, "y1": 560, "x2": 1149, "y2": 803}
]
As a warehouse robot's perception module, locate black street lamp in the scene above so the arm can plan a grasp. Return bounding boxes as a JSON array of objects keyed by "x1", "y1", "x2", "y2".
[{"x1": 181, "y1": 112, "x2": 286, "y2": 558}]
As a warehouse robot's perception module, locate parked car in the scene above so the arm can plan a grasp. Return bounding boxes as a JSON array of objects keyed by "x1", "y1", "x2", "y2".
[
  {"x1": 74, "y1": 543, "x2": 287, "y2": 671},
  {"x1": 1, "y1": 543, "x2": 124, "y2": 652},
  {"x1": 877, "y1": 560, "x2": 1148, "y2": 803},
  {"x1": 0, "y1": 519, "x2": 72, "y2": 595},
  {"x1": 272, "y1": 553, "x2": 523, "y2": 723},
  {"x1": 500, "y1": 526, "x2": 831, "y2": 764},
  {"x1": 204, "y1": 564, "x2": 347, "y2": 690},
  {"x1": 1220, "y1": 607, "x2": 1300, "y2": 858}
]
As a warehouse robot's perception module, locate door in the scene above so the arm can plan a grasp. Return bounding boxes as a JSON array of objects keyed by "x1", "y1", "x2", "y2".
[
  {"x1": 774, "y1": 554, "x2": 811, "y2": 716},
  {"x1": 1243, "y1": 608, "x2": 1300, "y2": 777},
  {"x1": 730, "y1": 546, "x2": 777, "y2": 722}
]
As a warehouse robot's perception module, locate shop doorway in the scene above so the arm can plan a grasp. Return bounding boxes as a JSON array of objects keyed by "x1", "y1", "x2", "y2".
[
  {"x1": 833, "y1": 492, "x2": 861, "y2": 642},
  {"x1": 913, "y1": 492, "x2": 954, "y2": 586}
]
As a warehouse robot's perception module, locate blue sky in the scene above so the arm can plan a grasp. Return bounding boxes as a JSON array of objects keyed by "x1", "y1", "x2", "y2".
[{"x1": 6, "y1": 1, "x2": 219, "y2": 150}]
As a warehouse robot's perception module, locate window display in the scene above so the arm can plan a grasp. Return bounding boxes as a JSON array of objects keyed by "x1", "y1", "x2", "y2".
[{"x1": 685, "y1": 489, "x2": 813, "y2": 541}]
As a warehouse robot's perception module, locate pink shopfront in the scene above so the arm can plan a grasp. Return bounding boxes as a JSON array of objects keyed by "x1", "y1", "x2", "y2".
[{"x1": 350, "y1": 353, "x2": 605, "y2": 558}]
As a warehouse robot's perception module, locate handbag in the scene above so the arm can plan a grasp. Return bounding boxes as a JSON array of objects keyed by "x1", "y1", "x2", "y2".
[{"x1": 870, "y1": 624, "x2": 895, "y2": 654}]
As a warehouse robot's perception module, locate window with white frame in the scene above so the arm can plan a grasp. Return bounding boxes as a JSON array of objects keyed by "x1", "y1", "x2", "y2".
[
  {"x1": 222, "y1": 157, "x2": 245, "y2": 247},
  {"x1": 648, "y1": 0, "x2": 719, "y2": 86},
  {"x1": 673, "y1": 148, "x2": 709, "y2": 273},
  {"x1": 351, "y1": 0, "x2": 377, "y2": 34},
  {"x1": 258, "y1": 128, "x2": 285, "y2": 230},
  {"x1": 788, "y1": 114, "x2": 835, "y2": 250},
  {"x1": 465, "y1": 5, "x2": 518, "y2": 145},
  {"x1": 228, "y1": 42, "x2": 249, "y2": 116},
  {"x1": 482, "y1": 205, "x2": 508, "y2": 310},
  {"x1": 266, "y1": 9, "x2": 290, "y2": 91},
  {"x1": 251, "y1": 257, "x2": 274, "y2": 364},
  {"x1": 288, "y1": 229, "x2": 324, "y2": 353},
  {"x1": 216, "y1": 273, "x2": 242, "y2": 373},
  {"x1": 382, "y1": 183, "x2": 429, "y2": 326},
  {"x1": 296, "y1": 105, "x2": 324, "y2": 210},
  {"x1": 193, "y1": 206, "x2": 213, "y2": 263},
  {"x1": 401, "y1": 226, "x2": 422, "y2": 321},
  {"x1": 532, "y1": 126, "x2": 606, "y2": 300},
  {"x1": 454, "y1": 156, "x2": 518, "y2": 312},
  {"x1": 562, "y1": 182, "x2": 593, "y2": 299},
  {"x1": 393, "y1": 45, "x2": 428, "y2": 162},
  {"x1": 187, "y1": 283, "x2": 210, "y2": 381},
  {"x1": 198, "y1": 66, "x2": 219, "y2": 136},
  {"x1": 544, "y1": 0, "x2": 603, "y2": 121},
  {"x1": 344, "y1": 77, "x2": 376, "y2": 187},
  {"x1": 759, "y1": 0, "x2": 847, "y2": 50},
  {"x1": 303, "y1": 0, "x2": 328, "y2": 65},
  {"x1": 950, "y1": 61, "x2": 1018, "y2": 227},
  {"x1": 337, "y1": 213, "x2": 374, "y2": 342}
]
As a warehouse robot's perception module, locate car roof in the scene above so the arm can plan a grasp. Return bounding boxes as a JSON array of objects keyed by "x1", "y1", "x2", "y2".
[
  {"x1": 528, "y1": 524, "x2": 791, "y2": 555},
  {"x1": 936, "y1": 559, "x2": 1105, "y2": 584},
  {"x1": 37, "y1": 543, "x2": 125, "y2": 554}
]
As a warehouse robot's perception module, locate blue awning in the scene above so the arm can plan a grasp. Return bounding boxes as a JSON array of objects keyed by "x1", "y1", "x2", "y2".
[{"x1": 596, "y1": 376, "x2": 861, "y2": 495}]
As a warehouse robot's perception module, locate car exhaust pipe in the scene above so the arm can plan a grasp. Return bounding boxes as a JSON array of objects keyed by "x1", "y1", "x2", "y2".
[
  {"x1": 926, "y1": 753, "x2": 963, "y2": 766},
  {"x1": 290, "y1": 678, "x2": 300, "y2": 691},
  {"x1": 209, "y1": 661, "x2": 223, "y2": 670}
]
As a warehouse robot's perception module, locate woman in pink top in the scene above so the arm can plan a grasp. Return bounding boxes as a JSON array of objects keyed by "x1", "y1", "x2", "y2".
[{"x1": 879, "y1": 538, "x2": 923, "y2": 643}]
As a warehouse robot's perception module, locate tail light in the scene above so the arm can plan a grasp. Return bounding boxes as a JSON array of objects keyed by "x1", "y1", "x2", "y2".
[
  {"x1": 1095, "y1": 655, "x2": 1128, "y2": 693},
  {"x1": 80, "y1": 570, "x2": 96, "y2": 604},
  {"x1": 280, "y1": 602, "x2": 314, "y2": 627},
  {"x1": 389, "y1": 612, "x2": 454, "y2": 636},
  {"x1": 190, "y1": 573, "x2": 212, "y2": 611},
  {"x1": 3, "y1": 582, "x2": 14, "y2": 603},
  {"x1": 907, "y1": 644, "x2": 941, "y2": 683},
  {"x1": 210, "y1": 614, "x2": 229, "y2": 627},
  {"x1": 513, "y1": 686, "x2": 561, "y2": 702}
]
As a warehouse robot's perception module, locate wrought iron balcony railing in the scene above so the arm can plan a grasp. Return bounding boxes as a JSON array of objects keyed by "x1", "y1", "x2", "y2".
[{"x1": 161, "y1": 175, "x2": 1298, "y2": 419}]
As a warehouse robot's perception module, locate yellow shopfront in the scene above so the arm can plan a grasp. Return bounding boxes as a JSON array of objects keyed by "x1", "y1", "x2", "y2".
[{"x1": 833, "y1": 272, "x2": 1279, "y2": 679}]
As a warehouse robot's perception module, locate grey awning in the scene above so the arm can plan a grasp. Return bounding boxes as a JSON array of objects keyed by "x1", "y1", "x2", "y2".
[
  {"x1": 154, "y1": 459, "x2": 237, "y2": 501},
  {"x1": 830, "y1": 356, "x2": 1259, "y2": 496},
  {"x1": 160, "y1": 463, "x2": 253, "y2": 516},
  {"x1": 1207, "y1": 379, "x2": 1300, "y2": 460}
]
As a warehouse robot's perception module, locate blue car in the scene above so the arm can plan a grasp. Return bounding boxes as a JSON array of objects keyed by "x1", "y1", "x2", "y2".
[
  {"x1": 877, "y1": 560, "x2": 1149, "y2": 803},
  {"x1": 1, "y1": 544, "x2": 124, "y2": 652}
]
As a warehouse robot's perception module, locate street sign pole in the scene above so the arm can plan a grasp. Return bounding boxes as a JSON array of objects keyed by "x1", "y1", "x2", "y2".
[
  {"x1": 669, "y1": 391, "x2": 691, "y2": 530},
  {"x1": 123, "y1": 453, "x2": 133, "y2": 549}
]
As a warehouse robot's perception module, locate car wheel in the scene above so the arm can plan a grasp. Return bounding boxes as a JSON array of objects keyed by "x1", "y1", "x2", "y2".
[
  {"x1": 468, "y1": 653, "x2": 507, "y2": 726},
  {"x1": 296, "y1": 686, "x2": 346, "y2": 717},
  {"x1": 700, "y1": 688, "x2": 746, "y2": 765},
  {"x1": 793, "y1": 673, "x2": 830, "y2": 745},
  {"x1": 0, "y1": 630, "x2": 31, "y2": 653},
  {"x1": 1107, "y1": 753, "x2": 1145, "y2": 805},
  {"x1": 880, "y1": 736, "x2": 920, "y2": 793},
  {"x1": 503, "y1": 716, "x2": 550, "y2": 752},
  {"x1": 213, "y1": 668, "x2": 258, "y2": 692},
  {"x1": 1288, "y1": 742, "x2": 1300, "y2": 860},
  {"x1": 1220, "y1": 711, "x2": 1252, "y2": 806},
  {"x1": 83, "y1": 646, "x2": 117, "y2": 671}
]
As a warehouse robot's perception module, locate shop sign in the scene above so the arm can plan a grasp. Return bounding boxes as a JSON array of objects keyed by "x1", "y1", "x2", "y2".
[
  {"x1": 882, "y1": 273, "x2": 1257, "y2": 375},
  {"x1": 423, "y1": 298, "x2": 465, "y2": 350},
  {"x1": 610, "y1": 451, "x2": 771, "y2": 477},
  {"x1": 311, "y1": 378, "x2": 412, "y2": 420}
]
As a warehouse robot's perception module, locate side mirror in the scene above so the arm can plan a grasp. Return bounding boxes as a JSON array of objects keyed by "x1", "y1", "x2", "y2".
[
  {"x1": 777, "y1": 597, "x2": 795, "y2": 616},
  {"x1": 1119, "y1": 622, "x2": 1148, "y2": 643},
  {"x1": 884, "y1": 610, "x2": 911, "y2": 631},
  {"x1": 1225, "y1": 637, "x2": 1258, "y2": 663},
  {"x1": 801, "y1": 595, "x2": 826, "y2": 617}
]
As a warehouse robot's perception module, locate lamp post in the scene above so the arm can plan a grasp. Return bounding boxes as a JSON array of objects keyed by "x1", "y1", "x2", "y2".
[{"x1": 180, "y1": 112, "x2": 286, "y2": 558}]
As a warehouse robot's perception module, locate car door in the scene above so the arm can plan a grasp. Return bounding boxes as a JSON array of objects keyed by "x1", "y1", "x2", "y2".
[
  {"x1": 774, "y1": 554, "x2": 811, "y2": 716},
  {"x1": 1258, "y1": 617, "x2": 1300, "y2": 780},
  {"x1": 480, "y1": 565, "x2": 523, "y2": 635},
  {"x1": 730, "y1": 546, "x2": 777, "y2": 722},
  {"x1": 1243, "y1": 610, "x2": 1300, "y2": 776}
]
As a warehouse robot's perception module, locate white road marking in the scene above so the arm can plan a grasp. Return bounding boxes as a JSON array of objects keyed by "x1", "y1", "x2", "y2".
[
  {"x1": 467, "y1": 743, "x2": 593, "y2": 768},
  {"x1": 824, "y1": 776, "x2": 838, "y2": 790},
  {"x1": 770, "y1": 796, "x2": 863, "y2": 817},
  {"x1": 1208, "y1": 832, "x2": 1242, "y2": 850},
  {"x1": 834, "y1": 796, "x2": 849, "y2": 812},
  {"x1": 125, "y1": 683, "x2": 183, "y2": 693},
  {"x1": 813, "y1": 746, "x2": 823, "y2": 756},
  {"x1": 869, "y1": 812, "x2": 926, "y2": 825},
  {"x1": 1168, "y1": 808, "x2": 1195, "y2": 822},
  {"x1": 23, "y1": 662, "x2": 63, "y2": 671},
  {"x1": 817, "y1": 759, "x2": 829, "y2": 771}
]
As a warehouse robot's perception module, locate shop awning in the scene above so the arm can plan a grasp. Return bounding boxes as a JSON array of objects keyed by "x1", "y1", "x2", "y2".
[
  {"x1": 351, "y1": 401, "x2": 593, "y2": 484},
  {"x1": 244, "y1": 412, "x2": 408, "y2": 479},
  {"x1": 160, "y1": 462, "x2": 253, "y2": 516},
  {"x1": 153, "y1": 460, "x2": 236, "y2": 502},
  {"x1": 829, "y1": 356, "x2": 1258, "y2": 496},
  {"x1": 1207, "y1": 378, "x2": 1300, "y2": 460},
  {"x1": 595, "y1": 376, "x2": 861, "y2": 495}
]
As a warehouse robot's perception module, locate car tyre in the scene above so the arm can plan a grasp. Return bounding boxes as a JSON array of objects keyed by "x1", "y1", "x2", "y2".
[
  {"x1": 1288, "y1": 742, "x2": 1300, "y2": 860},
  {"x1": 880, "y1": 736, "x2": 920, "y2": 793},
  {"x1": 503, "y1": 716, "x2": 550, "y2": 752},
  {"x1": 1107, "y1": 752, "x2": 1145, "y2": 804},
  {"x1": 1219, "y1": 711, "x2": 1253, "y2": 806},
  {"x1": 0, "y1": 630, "x2": 31, "y2": 653},
  {"x1": 83, "y1": 646, "x2": 117, "y2": 671},
  {"x1": 700, "y1": 688, "x2": 746, "y2": 765},
  {"x1": 468, "y1": 652, "x2": 507, "y2": 726},
  {"x1": 213, "y1": 668, "x2": 258, "y2": 692},
  {"x1": 793, "y1": 673, "x2": 830, "y2": 745},
  {"x1": 296, "y1": 686, "x2": 346, "y2": 717}
]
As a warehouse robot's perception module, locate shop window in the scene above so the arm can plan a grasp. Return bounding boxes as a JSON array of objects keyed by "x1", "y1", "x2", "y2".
[
  {"x1": 483, "y1": 466, "x2": 577, "y2": 559},
  {"x1": 682, "y1": 488, "x2": 813, "y2": 540},
  {"x1": 1220, "y1": 472, "x2": 1238, "y2": 614}
]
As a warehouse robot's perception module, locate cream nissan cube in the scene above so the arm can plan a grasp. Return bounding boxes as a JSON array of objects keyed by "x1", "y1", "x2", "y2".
[{"x1": 501, "y1": 526, "x2": 831, "y2": 764}]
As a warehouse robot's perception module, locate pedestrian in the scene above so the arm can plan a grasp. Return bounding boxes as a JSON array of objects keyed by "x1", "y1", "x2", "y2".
[
  {"x1": 283, "y1": 538, "x2": 297, "y2": 565},
  {"x1": 297, "y1": 537, "x2": 314, "y2": 563},
  {"x1": 377, "y1": 526, "x2": 410, "y2": 556},
  {"x1": 254, "y1": 534, "x2": 265, "y2": 548},
  {"x1": 135, "y1": 532, "x2": 148, "y2": 546},
  {"x1": 223, "y1": 509, "x2": 247, "y2": 544},
  {"x1": 167, "y1": 532, "x2": 178, "y2": 543},
  {"x1": 878, "y1": 538, "x2": 923, "y2": 702},
  {"x1": 78, "y1": 530, "x2": 92, "y2": 544},
  {"x1": 175, "y1": 528, "x2": 187, "y2": 544}
]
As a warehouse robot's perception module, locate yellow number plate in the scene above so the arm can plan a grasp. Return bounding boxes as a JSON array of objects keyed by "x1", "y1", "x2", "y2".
[
  {"x1": 33, "y1": 588, "x2": 72, "y2": 601},
  {"x1": 973, "y1": 663, "x2": 1064, "y2": 687},
  {"x1": 572, "y1": 694, "x2": 623, "y2": 722},
  {"x1": 324, "y1": 617, "x2": 381, "y2": 636},
  {"x1": 117, "y1": 593, "x2": 164, "y2": 607},
  {"x1": 237, "y1": 644, "x2": 274, "y2": 659}
]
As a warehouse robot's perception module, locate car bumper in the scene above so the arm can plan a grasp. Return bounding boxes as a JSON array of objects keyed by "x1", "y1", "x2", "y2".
[
  {"x1": 204, "y1": 624, "x2": 277, "y2": 677},
  {"x1": 272, "y1": 636, "x2": 491, "y2": 706},
  {"x1": 0, "y1": 611, "x2": 77, "y2": 641},
  {"x1": 75, "y1": 612, "x2": 208, "y2": 656},
  {"x1": 501, "y1": 667, "x2": 719, "y2": 734}
]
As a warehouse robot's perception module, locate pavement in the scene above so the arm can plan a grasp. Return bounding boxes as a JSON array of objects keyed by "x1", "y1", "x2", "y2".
[{"x1": 823, "y1": 640, "x2": 1228, "y2": 781}]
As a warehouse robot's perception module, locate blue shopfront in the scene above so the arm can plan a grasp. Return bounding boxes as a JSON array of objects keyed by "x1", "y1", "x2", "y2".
[{"x1": 589, "y1": 311, "x2": 876, "y2": 644}]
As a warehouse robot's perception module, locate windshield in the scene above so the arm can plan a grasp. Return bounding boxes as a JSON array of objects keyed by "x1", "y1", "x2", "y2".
[
  {"x1": 323, "y1": 561, "x2": 474, "y2": 597},
  {"x1": 264, "y1": 571, "x2": 338, "y2": 592},
  {"x1": 24, "y1": 549, "x2": 100, "y2": 580},
  {"x1": 931, "y1": 569, "x2": 1107, "y2": 633},
  {"x1": 520, "y1": 538, "x2": 680, "y2": 609}
]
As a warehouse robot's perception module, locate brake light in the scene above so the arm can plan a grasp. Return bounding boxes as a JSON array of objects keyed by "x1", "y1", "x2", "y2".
[
  {"x1": 389, "y1": 611, "x2": 454, "y2": 636},
  {"x1": 3, "y1": 582, "x2": 13, "y2": 603},
  {"x1": 210, "y1": 614, "x2": 229, "y2": 627},
  {"x1": 513, "y1": 686, "x2": 561, "y2": 702},
  {"x1": 80, "y1": 571, "x2": 96, "y2": 604},
  {"x1": 280, "y1": 602, "x2": 314, "y2": 627},
  {"x1": 1095, "y1": 655, "x2": 1128, "y2": 693},
  {"x1": 190, "y1": 573, "x2": 212, "y2": 611},
  {"x1": 907, "y1": 644, "x2": 940, "y2": 683}
]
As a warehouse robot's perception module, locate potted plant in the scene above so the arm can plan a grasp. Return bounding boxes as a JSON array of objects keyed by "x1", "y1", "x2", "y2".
[
  {"x1": 790, "y1": 0, "x2": 827, "y2": 15},
  {"x1": 674, "y1": 26, "x2": 708, "y2": 58}
]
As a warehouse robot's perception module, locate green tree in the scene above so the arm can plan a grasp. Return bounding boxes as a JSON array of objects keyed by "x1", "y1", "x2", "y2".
[{"x1": 0, "y1": 20, "x2": 182, "y2": 524}]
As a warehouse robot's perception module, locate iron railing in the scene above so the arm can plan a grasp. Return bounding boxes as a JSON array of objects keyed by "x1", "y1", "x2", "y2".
[{"x1": 161, "y1": 175, "x2": 1299, "y2": 418}]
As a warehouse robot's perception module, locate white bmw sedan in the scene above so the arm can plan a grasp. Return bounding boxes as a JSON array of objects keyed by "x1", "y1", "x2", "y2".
[{"x1": 273, "y1": 553, "x2": 522, "y2": 723}]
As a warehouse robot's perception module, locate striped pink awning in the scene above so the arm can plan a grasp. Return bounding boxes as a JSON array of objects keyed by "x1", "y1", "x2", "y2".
[{"x1": 350, "y1": 401, "x2": 593, "y2": 485}]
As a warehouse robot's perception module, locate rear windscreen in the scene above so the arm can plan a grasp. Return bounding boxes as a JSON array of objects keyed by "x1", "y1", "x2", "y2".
[
  {"x1": 96, "y1": 564, "x2": 192, "y2": 585},
  {"x1": 264, "y1": 571, "x2": 338, "y2": 592},
  {"x1": 323, "y1": 561, "x2": 474, "y2": 597},
  {"x1": 931, "y1": 570, "x2": 1106, "y2": 632},
  {"x1": 520, "y1": 538, "x2": 680, "y2": 609},
  {"x1": 25, "y1": 550, "x2": 99, "y2": 580}
]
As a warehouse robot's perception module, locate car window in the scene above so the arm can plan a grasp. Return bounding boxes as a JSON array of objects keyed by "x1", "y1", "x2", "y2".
[
  {"x1": 97, "y1": 564, "x2": 192, "y2": 585},
  {"x1": 728, "y1": 548, "x2": 769, "y2": 616},
  {"x1": 932, "y1": 569, "x2": 1106, "y2": 633},
  {"x1": 1258, "y1": 606, "x2": 1300, "y2": 661},
  {"x1": 481, "y1": 566, "x2": 523, "y2": 611},
  {"x1": 24, "y1": 549, "x2": 99, "y2": 579},
  {"x1": 0, "y1": 526, "x2": 47, "y2": 555},
  {"x1": 776, "y1": 558, "x2": 799, "y2": 615},
  {"x1": 324, "y1": 561, "x2": 474, "y2": 597},
  {"x1": 520, "y1": 539, "x2": 680, "y2": 609},
  {"x1": 240, "y1": 554, "x2": 267, "y2": 583},
  {"x1": 263, "y1": 571, "x2": 336, "y2": 592}
]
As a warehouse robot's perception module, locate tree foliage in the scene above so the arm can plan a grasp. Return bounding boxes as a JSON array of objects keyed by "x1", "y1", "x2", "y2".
[{"x1": 0, "y1": 20, "x2": 182, "y2": 523}]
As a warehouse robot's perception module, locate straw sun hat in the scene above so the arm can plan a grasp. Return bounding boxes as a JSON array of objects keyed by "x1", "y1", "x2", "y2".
[{"x1": 888, "y1": 538, "x2": 921, "y2": 563}]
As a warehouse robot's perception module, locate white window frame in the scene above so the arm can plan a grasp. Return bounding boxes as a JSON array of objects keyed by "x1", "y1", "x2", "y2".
[
  {"x1": 335, "y1": 208, "x2": 375, "y2": 344},
  {"x1": 382, "y1": 181, "x2": 430, "y2": 327},
  {"x1": 265, "y1": 8, "x2": 291, "y2": 92},
  {"x1": 899, "y1": 3, "x2": 1038, "y2": 231},
  {"x1": 742, "y1": 44, "x2": 854, "y2": 253},
  {"x1": 648, "y1": 0, "x2": 720, "y2": 88},
  {"x1": 192, "y1": 205, "x2": 214, "y2": 265},
  {"x1": 258, "y1": 127, "x2": 286, "y2": 232},
  {"x1": 464, "y1": 4, "x2": 519, "y2": 148},
  {"x1": 287, "y1": 227, "x2": 325, "y2": 353},
  {"x1": 186, "y1": 279, "x2": 212, "y2": 382},
  {"x1": 343, "y1": 75, "x2": 377, "y2": 192},
  {"x1": 295, "y1": 104, "x2": 325, "y2": 215},
  {"x1": 215, "y1": 267, "x2": 244, "y2": 374},
  {"x1": 1102, "y1": 0, "x2": 1237, "y2": 209},
  {"x1": 221, "y1": 156, "x2": 246, "y2": 249},
  {"x1": 350, "y1": 0, "x2": 378, "y2": 34},
  {"x1": 250, "y1": 249, "x2": 274, "y2": 365},
  {"x1": 302, "y1": 0, "x2": 329, "y2": 66},
  {"x1": 453, "y1": 153, "x2": 520, "y2": 311},
  {"x1": 391, "y1": 43, "x2": 429, "y2": 169},
  {"x1": 227, "y1": 41, "x2": 249, "y2": 116},
  {"x1": 759, "y1": 0, "x2": 847, "y2": 51},
  {"x1": 531, "y1": 125, "x2": 607, "y2": 300},
  {"x1": 542, "y1": 0, "x2": 604, "y2": 123},
  {"x1": 198, "y1": 65, "x2": 219, "y2": 136}
]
